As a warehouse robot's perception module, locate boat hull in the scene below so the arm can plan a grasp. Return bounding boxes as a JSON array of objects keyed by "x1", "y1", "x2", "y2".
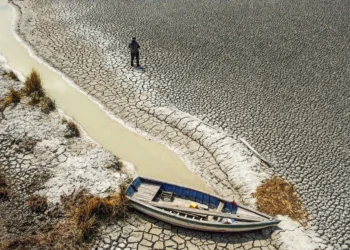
[{"x1": 129, "y1": 199, "x2": 279, "y2": 233}]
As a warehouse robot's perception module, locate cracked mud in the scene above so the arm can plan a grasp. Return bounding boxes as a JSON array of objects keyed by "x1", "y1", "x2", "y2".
[
  {"x1": 4, "y1": 0, "x2": 350, "y2": 249},
  {"x1": 0, "y1": 63, "x2": 311, "y2": 250}
]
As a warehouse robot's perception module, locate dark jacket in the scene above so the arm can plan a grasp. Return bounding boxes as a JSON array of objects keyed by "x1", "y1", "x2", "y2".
[{"x1": 129, "y1": 40, "x2": 140, "y2": 53}]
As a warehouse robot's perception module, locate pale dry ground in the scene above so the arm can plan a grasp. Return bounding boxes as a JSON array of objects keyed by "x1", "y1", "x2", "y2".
[
  {"x1": 10, "y1": 0, "x2": 350, "y2": 248},
  {"x1": 0, "y1": 65, "x2": 298, "y2": 250},
  {"x1": 4, "y1": 0, "x2": 347, "y2": 248},
  {"x1": 0, "y1": 65, "x2": 124, "y2": 241}
]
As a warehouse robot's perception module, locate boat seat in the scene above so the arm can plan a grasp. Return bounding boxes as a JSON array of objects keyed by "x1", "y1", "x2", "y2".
[
  {"x1": 132, "y1": 183, "x2": 161, "y2": 201},
  {"x1": 208, "y1": 201, "x2": 225, "y2": 221},
  {"x1": 216, "y1": 201, "x2": 225, "y2": 212},
  {"x1": 160, "y1": 190, "x2": 174, "y2": 201}
]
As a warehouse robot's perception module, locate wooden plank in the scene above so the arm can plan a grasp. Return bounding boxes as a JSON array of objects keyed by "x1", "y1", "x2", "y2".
[
  {"x1": 216, "y1": 201, "x2": 225, "y2": 212},
  {"x1": 172, "y1": 210, "x2": 207, "y2": 219},
  {"x1": 133, "y1": 183, "x2": 161, "y2": 201},
  {"x1": 210, "y1": 201, "x2": 224, "y2": 221},
  {"x1": 134, "y1": 198, "x2": 264, "y2": 222}
]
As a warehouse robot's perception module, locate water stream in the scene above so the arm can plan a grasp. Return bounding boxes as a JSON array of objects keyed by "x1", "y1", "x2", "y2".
[{"x1": 0, "y1": 0, "x2": 212, "y2": 192}]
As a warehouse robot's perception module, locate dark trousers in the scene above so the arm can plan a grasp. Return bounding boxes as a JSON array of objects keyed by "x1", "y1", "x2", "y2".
[{"x1": 131, "y1": 52, "x2": 140, "y2": 67}]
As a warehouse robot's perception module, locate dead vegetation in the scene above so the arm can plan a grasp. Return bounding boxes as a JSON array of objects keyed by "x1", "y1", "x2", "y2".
[
  {"x1": 105, "y1": 157, "x2": 122, "y2": 171},
  {"x1": 2, "y1": 70, "x2": 19, "y2": 81},
  {"x1": 8, "y1": 71, "x2": 19, "y2": 81},
  {"x1": 0, "y1": 188, "x2": 10, "y2": 201},
  {"x1": 23, "y1": 69, "x2": 44, "y2": 97},
  {"x1": 0, "y1": 174, "x2": 7, "y2": 187},
  {"x1": 0, "y1": 87, "x2": 22, "y2": 110},
  {"x1": 28, "y1": 91, "x2": 41, "y2": 106},
  {"x1": 1, "y1": 69, "x2": 56, "y2": 114},
  {"x1": 62, "y1": 118, "x2": 80, "y2": 138},
  {"x1": 41, "y1": 96, "x2": 56, "y2": 114},
  {"x1": 27, "y1": 195, "x2": 48, "y2": 213},
  {"x1": 23, "y1": 69, "x2": 56, "y2": 113},
  {"x1": 253, "y1": 176, "x2": 309, "y2": 227},
  {"x1": 0, "y1": 174, "x2": 10, "y2": 201},
  {"x1": 0, "y1": 185, "x2": 129, "y2": 250}
]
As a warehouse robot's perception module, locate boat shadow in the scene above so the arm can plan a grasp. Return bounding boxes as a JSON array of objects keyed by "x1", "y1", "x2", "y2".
[{"x1": 133, "y1": 210, "x2": 280, "y2": 246}]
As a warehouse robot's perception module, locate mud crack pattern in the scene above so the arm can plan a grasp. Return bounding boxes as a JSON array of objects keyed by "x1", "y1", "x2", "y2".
[{"x1": 11, "y1": 0, "x2": 350, "y2": 249}]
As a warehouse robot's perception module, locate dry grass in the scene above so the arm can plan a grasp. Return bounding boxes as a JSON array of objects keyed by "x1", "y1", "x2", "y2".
[
  {"x1": 0, "y1": 188, "x2": 10, "y2": 201},
  {"x1": 253, "y1": 176, "x2": 309, "y2": 227},
  {"x1": 22, "y1": 69, "x2": 56, "y2": 113},
  {"x1": 67, "y1": 189, "x2": 128, "y2": 241},
  {"x1": 0, "y1": 174, "x2": 6, "y2": 187},
  {"x1": 0, "y1": 237, "x2": 40, "y2": 250},
  {"x1": 28, "y1": 91, "x2": 42, "y2": 106},
  {"x1": 1, "y1": 87, "x2": 22, "y2": 108},
  {"x1": 41, "y1": 96, "x2": 56, "y2": 114},
  {"x1": 23, "y1": 69, "x2": 44, "y2": 97},
  {"x1": 8, "y1": 71, "x2": 19, "y2": 81},
  {"x1": 0, "y1": 174, "x2": 10, "y2": 201},
  {"x1": 27, "y1": 195, "x2": 48, "y2": 213},
  {"x1": 0, "y1": 185, "x2": 129, "y2": 250},
  {"x1": 105, "y1": 159, "x2": 122, "y2": 171},
  {"x1": 1, "y1": 69, "x2": 56, "y2": 115},
  {"x1": 62, "y1": 118, "x2": 80, "y2": 138}
]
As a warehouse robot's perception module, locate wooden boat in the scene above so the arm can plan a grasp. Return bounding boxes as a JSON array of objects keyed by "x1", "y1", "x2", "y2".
[{"x1": 126, "y1": 176, "x2": 281, "y2": 232}]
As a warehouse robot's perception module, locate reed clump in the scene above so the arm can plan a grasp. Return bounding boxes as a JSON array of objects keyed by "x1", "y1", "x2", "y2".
[
  {"x1": 27, "y1": 195, "x2": 48, "y2": 213},
  {"x1": 253, "y1": 176, "x2": 309, "y2": 227},
  {"x1": 62, "y1": 118, "x2": 80, "y2": 138},
  {"x1": 0, "y1": 185, "x2": 128, "y2": 250},
  {"x1": 41, "y1": 96, "x2": 56, "y2": 114},
  {"x1": 1, "y1": 87, "x2": 22, "y2": 109},
  {"x1": 23, "y1": 69, "x2": 44, "y2": 97},
  {"x1": 28, "y1": 91, "x2": 42, "y2": 106},
  {"x1": 8, "y1": 71, "x2": 19, "y2": 81},
  {"x1": 0, "y1": 69, "x2": 56, "y2": 114}
]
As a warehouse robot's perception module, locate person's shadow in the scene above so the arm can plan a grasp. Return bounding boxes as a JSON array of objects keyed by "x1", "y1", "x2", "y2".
[{"x1": 134, "y1": 66, "x2": 145, "y2": 72}]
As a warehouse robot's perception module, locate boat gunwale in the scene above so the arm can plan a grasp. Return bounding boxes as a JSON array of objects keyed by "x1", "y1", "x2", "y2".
[
  {"x1": 128, "y1": 197, "x2": 280, "y2": 229},
  {"x1": 126, "y1": 176, "x2": 279, "y2": 224}
]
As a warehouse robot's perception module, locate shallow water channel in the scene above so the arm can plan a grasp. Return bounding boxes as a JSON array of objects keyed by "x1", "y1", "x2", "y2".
[{"x1": 0, "y1": 0, "x2": 212, "y2": 192}]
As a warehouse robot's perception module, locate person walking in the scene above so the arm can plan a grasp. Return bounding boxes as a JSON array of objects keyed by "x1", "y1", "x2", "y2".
[{"x1": 129, "y1": 37, "x2": 140, "y2": 67}]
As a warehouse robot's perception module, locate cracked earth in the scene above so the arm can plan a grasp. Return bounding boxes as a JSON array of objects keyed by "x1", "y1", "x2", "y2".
[
  {"x1": 3, "y1": 0, "x2": 349, "y2": 249},
  {"x1": 0, "y1": 61, "x2": 319, "y2": 250}
]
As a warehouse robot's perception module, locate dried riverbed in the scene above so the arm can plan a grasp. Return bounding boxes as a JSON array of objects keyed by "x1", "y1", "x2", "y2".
[
  {"x1": 0, "y1": 0, "x2": 338, "y2": 248},
  {"x1": 12, "y1": 0, "x2": 349, "y2": 248},
  {"x1": 0, "y1": 61, "x2": 316, "y2": 250}
]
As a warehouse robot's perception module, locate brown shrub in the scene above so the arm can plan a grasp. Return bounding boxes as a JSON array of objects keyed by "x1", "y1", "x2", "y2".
[
  {"x1": 62, "y1": 118, "x2": 80, "y2": 138},
  {"x1": 41, "y1": 96, "x2": 56, "y2": 114},
  {"x1": 28, "y1": 91, "x2": 42, "y2": 106},
  {"x1": 23, "y1": 69, "x2": 44, "y2": 97},
  {"x1": 0, "y1": 173, "x2": 7, "y2": 187},
  {"x1": 253, "y1": 176, "x2": 309, "y2": 226},
  {"x1": 0, "y1": 174, "x2": 10, "y2": 201},
  {"x1": 0, "y1": 236, "x2": 41, "y2": 250},
  {"x1": 0, "y1": 187, "x2": 129, "y2": 250},
  {"x1": 105, "y1": 161, "x2": 122, "y2": 171},
  {"x1": 0, "y1": 188, "x2": 10, "y2": 201},
  {"x1": 68, "y1": 187, "x2": 128, "y2": 241},
  {"x1": 1, "y1": 87, "x2": 22, "y2": 108},
  {"x1": 8, "y1": 71, "x2": 19, "y2": 81},
  {"x1": 27, "y1": 195, "x2": 48, "y2": 213}
]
